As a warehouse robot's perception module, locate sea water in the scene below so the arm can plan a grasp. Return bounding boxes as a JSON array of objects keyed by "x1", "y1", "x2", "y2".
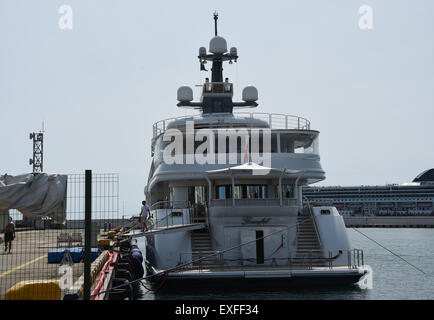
[{"x1": 139, "y1": 228, "x2": 434, "y2": 300}]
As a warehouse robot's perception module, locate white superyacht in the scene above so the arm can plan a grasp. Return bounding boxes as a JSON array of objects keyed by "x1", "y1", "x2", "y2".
[{"x1": 139, "y1": 13, "x2": 369, "y2": 290}]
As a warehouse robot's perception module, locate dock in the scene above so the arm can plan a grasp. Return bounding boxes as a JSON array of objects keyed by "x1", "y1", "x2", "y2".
[{"x1": 0, "y1": 229, "x2": 85, "y2": 299}]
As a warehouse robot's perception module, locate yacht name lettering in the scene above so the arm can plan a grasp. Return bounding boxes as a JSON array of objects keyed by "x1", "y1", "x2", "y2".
[
  {"x1": 175, "y1": 304, "x2": 210, "y2": 317},
  {"x1": 242, "y1": 217, "x2": 271, "y2": 225}
]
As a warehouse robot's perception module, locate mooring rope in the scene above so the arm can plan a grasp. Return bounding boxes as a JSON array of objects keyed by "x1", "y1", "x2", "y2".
[{"x1": 351, "y1": 227, "x2": 426, "y2": 275}]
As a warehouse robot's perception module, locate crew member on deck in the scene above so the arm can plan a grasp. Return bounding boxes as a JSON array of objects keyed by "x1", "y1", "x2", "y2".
[{"x1": 139, "y1": 201, "x2": 151, "y2": 232}]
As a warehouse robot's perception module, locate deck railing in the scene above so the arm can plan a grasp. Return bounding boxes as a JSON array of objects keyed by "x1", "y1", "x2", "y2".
[
  {"x1": 210, "y1": 198, "x2": 298, "y2": 207},
  {"x1": 153, "y1": 112, "x2": 311, "y2": 137},
  {"x1": 177, "y1": 248, "x2": 364, "y2": 272},
  {"x1": 147, "y1": 201, "x2": 208, "y2": 230}
]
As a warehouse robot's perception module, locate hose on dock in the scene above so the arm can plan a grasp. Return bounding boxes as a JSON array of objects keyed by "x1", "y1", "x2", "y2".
[
  {"x1": 101, "y1": 239, "x2": 145, "y2": 300},
  {"x1": 90, "y1": 251, "x2": 116, "y2": 300}
]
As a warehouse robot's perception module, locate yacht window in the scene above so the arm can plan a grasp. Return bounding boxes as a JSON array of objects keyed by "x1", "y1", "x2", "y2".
[
  {"x1": 271, "y1": 133, "x2": 278, "y2": 153},
  {"x1": 281, "y1": 185, "x2": 294, "y2": 198},
  {"x1": 216, "y1": 185, "x2": 232, "y2": 199},
  {"x1": 246, "y1": 185, "x2": 267, "y2": 199},
  {"x1": 280, "y1": 133, "x2": 294, "y2": 153},
  {"x1": 279, "y1": 133, "x2": 318, "y2": 154},
  {"x1": 213, "y1": 83, "x2": 224, "y2": 93},
  {"x1": 215, "y1": 185, "x2": 268, "y2": 199},
  {"x1": 188, "y1": 186, "x2": 207, "y2": 205}
]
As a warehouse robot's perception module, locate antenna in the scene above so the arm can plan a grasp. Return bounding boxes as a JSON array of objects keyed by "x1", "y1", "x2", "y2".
[
  {"x1": 213, "y1": 11, "x2": 218, "y2": 36},
  {"x1": 178, "y1": 12, "x2": 257, "y2": 114},
  {"x1": 29, "y1": 129, "x2": 44, "y2": 174}
]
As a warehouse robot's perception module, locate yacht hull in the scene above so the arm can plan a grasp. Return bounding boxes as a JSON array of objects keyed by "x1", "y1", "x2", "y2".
[{"x1": 145, "y1": 267, "x2": 366, "y2": 291}]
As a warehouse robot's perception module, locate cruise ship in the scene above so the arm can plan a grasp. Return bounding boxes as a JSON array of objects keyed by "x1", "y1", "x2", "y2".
[
  {"x1": 138, "y1": 13, "x2": 369, "y2": 290},
  {"x1": 303, "y1": 169, "x2": 434, "y2": 216}
]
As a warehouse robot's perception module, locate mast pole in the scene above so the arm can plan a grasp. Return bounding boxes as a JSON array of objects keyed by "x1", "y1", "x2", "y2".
[{"x1": 214, "y1": 11, "x2": 218, "y2": 36}]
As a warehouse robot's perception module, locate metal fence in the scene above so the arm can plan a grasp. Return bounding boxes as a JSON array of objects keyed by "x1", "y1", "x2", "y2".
[{"x1": 0, "y1": 173, "x2": 121, "y2": 300}]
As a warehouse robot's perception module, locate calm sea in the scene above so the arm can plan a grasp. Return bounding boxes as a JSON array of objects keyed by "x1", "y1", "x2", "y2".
[{"x1": 138, "y1": 228, "x2": 434, "y2": 300}]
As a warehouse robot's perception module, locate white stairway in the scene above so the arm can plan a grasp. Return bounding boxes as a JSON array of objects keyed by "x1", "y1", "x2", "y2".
[
  {"x1": 293, "y1": 209, "x2": 325, "y2": 267},
  {"x1": 190, "y1": 229, "x2": 220, "y2": 268}
]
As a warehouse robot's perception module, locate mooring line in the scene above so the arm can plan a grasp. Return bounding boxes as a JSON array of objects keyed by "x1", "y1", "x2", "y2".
[{"x1": 352, "y1": 228, "x2": 426, "y2": 275}]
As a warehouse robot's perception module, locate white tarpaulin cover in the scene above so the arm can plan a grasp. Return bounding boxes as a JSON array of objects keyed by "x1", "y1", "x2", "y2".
[
  {"x1": 206, "y1": 162, "x2": 301, "y2": 176},
  {"x1": 0, "y1": 173, "x2": 67, "y2": 225}
]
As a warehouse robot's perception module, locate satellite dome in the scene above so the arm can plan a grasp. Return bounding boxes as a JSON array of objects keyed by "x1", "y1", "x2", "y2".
[
  {"x1": 209, "y1": 36, "x2": 227, "y2": 54},
  {"x1": 199, "y1": 47, "x2": 207, "y2": 56},
  {"x1": 242, "y1": 86, "x2": 258, "y2": 102},
  {"x1": 177, "y1": 86, "x2": 193, "y2": 102}
]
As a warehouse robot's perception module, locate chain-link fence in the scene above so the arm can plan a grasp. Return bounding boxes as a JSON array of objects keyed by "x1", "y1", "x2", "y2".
[{"x1": 0, "y1": 173, "x2": 122, "y2": 300}]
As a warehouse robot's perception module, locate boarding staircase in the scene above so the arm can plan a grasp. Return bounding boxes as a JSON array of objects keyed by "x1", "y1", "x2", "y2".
[
  {"x1": 293, "y1": 208, "x2": 326, "y2": 267},
  {"x1": 190, "y1": 228, "x2": 221, "y2": 268}
]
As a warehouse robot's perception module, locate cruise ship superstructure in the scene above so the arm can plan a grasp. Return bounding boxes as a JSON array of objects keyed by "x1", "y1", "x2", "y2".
[
  {"x1": 304, "y1": 169, "x2": 434, "y2": 216},
  {"x1": 140, "y1": 14, "x2": 368, "y2": 290}
]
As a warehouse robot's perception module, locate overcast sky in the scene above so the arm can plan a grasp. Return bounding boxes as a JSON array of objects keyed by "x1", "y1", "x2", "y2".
[{"x1": 1, "y1": 0, "x2": 433, "y2": 217}]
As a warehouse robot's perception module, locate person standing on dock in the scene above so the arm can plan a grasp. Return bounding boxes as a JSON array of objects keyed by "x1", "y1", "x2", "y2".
[
  {"x1": 4, "y1": 217, "x2": 15, "y2": 254},
  {"x1": 139, "y1": 201, "x2": 151, "y2": 232}
]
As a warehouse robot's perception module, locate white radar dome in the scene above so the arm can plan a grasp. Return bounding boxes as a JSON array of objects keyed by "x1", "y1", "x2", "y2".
[
  {"x1": 177, "y1": 86, "x2": 193, "y2": 102},
  {"x1": 242, "y1": 86, "x2": 258, "y2": 102},
  {"x1": 199, "y1": 47, "x2": 207, "y2": 56},
  {"x1": 209, "y1": 36, "x2": 228, "y2": 54}
]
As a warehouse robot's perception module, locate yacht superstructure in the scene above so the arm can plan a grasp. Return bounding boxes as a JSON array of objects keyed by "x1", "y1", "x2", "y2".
[{"x1": 139, "y1": 13, "x2": 369, "y2": 290}]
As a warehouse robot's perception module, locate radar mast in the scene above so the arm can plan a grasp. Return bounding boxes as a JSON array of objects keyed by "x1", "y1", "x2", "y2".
[{"x1": 177, "y1": 12, "x2": 258, "y2": 114}]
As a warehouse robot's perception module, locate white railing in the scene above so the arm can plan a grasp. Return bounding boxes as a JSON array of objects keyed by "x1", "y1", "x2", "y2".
[
  {"x1": 176, "y1": 249, "x2": 364, "y2": 272},
  {"x1": 148, "y1": 201, "x2": 208, "y2": 230},
  {"x1": 210, "y1": 198, "x2": 297, "y2": 207},
  {"x1": 152, "y1": 112, "x2": 311, "y2": 137}
]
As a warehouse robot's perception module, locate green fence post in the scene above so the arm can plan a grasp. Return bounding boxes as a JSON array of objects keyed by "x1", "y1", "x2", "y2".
[{"x1": 83, "y1": 170, "x2": 92, "y2": 300}]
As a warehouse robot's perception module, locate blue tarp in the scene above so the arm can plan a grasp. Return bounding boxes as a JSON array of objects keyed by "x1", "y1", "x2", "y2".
[{"x1": 47, "y1": 247, "x2": 100, "y2": 264}]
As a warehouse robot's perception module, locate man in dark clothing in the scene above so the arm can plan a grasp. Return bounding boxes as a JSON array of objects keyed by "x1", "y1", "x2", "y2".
[{"x1": 4, "y1": 217, "x2": 15, "y2": 254}]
